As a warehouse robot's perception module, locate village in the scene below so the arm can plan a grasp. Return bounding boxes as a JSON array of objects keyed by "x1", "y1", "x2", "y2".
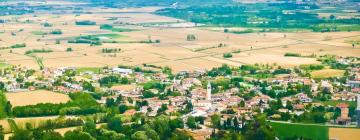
[{"x1": 0, "y1": 54, "x2": 359, "y2": 140}]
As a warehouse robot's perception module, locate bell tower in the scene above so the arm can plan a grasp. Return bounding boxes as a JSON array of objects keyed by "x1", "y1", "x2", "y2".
[{"x1": 207, "y1": 81, "x2": 211, "y2": 101}]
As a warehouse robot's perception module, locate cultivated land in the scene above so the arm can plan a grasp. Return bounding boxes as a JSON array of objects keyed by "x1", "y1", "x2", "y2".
[
  {"x1": 0, "y1": 2, "x2": 359, "y2": 72},
  {"x1": 329, "y1": 127, "x2": 360, "y2": 140},
  {"x1": 5, "y1": 90, "x2": 70, "y2": 107}
]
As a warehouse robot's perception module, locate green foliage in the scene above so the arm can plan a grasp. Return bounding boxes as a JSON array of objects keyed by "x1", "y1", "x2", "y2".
[
  {"x1": 223, "y1": 53, "x2": 233, "y2": 58},
  {"x1": 186, "y1": 34, "x2": 196, "y2": 41},
  {"x1": 43, "y1": 22, "x2": 52, "y2": 27},
  {"x1": 207, "y1": 64, "x2": 232, "y2": 77},
  {"x1": 10, "y1": 44, "x2": 26, "y2": 49},
  {"x1": 229, "y1": 29, "x2": 254, "y2": 34},
  {"x1": 25, "y1": 49, "x2": 53, "y2": 55},
  {"x1": 284, "y1": 52, "x2": 301, "y2": 57},
  {"x1": 75, "y1": 20, "x2": 96, "y2": 25},
  {"x1": 9, "y1": 129, "x2": 33, "y2": 140},
  {"x1": 38, "y1": 117, "x2": 84, "y2": 130},
  {"x1": 156, "y1": 4, "x2": 321, "y2": 29},
  {"x1": 270, "y1": 122, "x2": 329, "y2": 140},
  {"x1": 300, "y1": 64, "x2": 325, "y2": 71},
  {"x1": 12, "y1": 92, "x2": 103, "y2": 117},
  {"x1": 244, "y1": 115, "x2": 275, "y2": 140},
  {"x1": 0, "y1": 92, "x2": 11, "y2": 118},
  {"x1": 50, "y1": 29, "x2": 63, "y2": 35},
  {"x1": 98, "y1": 75, "x2": 129, "y2": 87},
  {"x1": 64, "y1": 130, "x2": 95, "y2": 140},
  {"x1": 66, "y1": 48, "x2": 73, "y2": 52},
  {"x1": 100, "y1": 24, "x2": 134, "y2": 32}
]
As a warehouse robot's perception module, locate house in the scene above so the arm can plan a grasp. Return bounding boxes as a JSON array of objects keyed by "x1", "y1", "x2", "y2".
[
  {"x1": 111, "y1": 68, "x2": 133, "y2": 75},
  {"x1": 123, "y1": 109, "x2": 137, "y2": 116},
  {"x1": 348, "y1": 80, "x2": 360, "y2": 88},
  {"x1": 295, "y1": 93, "x2": 313, "y2": 103},
  {"x1": 336, "y1": 103, "x2": 351, "y2": 125},
  {"x1": 320, "y1": 80, "x2": 334, "y2": 93}
]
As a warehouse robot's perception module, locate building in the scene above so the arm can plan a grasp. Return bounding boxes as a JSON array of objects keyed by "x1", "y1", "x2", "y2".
[
  {"x1": 336, "y1": 103, "x2": 351, "y2": 125},
  {"x1": 206, "y1": 81, "x2": 211, "y2": 101}
]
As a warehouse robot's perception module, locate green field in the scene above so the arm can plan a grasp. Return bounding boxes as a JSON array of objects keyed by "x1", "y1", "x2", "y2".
[
  {"x1": 270, "y1": 122, "x2": 329, "y2": 140},
  {"x1": 76, "y1": 67, "x2": 102, "y2": 74}
]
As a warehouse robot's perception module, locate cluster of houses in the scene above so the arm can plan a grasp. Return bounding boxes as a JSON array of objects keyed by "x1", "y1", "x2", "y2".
[{"x1": 1, "y1": 61, "x2": 360, "y2": 139}]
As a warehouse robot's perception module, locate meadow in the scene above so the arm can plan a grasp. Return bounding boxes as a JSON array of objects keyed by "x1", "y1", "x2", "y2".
[{"x1": 270, "y1": 122, "x2": 329, "y2": 140}]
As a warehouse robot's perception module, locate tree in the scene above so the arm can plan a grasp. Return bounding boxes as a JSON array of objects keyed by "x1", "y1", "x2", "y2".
[
  {"x1": 211, "y1": 114, "x2": 221, "y2": 129},
  {"x1": 107, "y1": 117, "x2": 123, "y2": 133},
  {"x1": 40, "y1": 131, "x2": 64, "y2": 140},
  {"x1": 64, "y1": 130, "x2": 94, "y2": 140},
  {"x1": 244, "y1": 115, "x2": 275, "y2": 140},
  {"x1": 157, "y1": 104, "x2": 168, "y2": 115},
  {"x1": 186, "y1": 116, "x2": 197, "y2": 129},
  {"x1": 333, "y1": 107, "x2": 341, "y2": 121},
  {"x1": 98, "y1": 129, "x2": 125, "y2": 140},
  {"x1": 131, "y1": 131, "x2": 148, "y2": 140},
  {"x1": 118, "y1": 105, "x2": 127, "y2": 114},
  {"x1": 170, "y1": 130, "x2": 194, "y2": 140},
  {"x1": 106, "y1": 98, "x2": 115, "y2": 107},
  {"x1": 0, "y1": 82, "x2": 4, "y2": 90},
  {"x1": 169, "y1": 118, "x2": 184, "y2": 131},
  {"x1": 66, "y1": 48, "x2": 73, "y2": 52},
  {"x1": 82, "y1": 81, "x2": 95, "y2": 92},
  {"x1": 83, "y1": 121, "x2": 96, "y2": 135},
  {"x1": 9, "y1": 129, "x2": 33, "y2": 140}
]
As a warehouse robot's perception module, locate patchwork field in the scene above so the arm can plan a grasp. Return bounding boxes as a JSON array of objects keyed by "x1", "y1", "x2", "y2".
[
  {"x1": 0, "y1": 2, "x2": 359, "y2": 73},
  {"x1": 6, "y1": 90, "x2": 71, "y2": 107}
]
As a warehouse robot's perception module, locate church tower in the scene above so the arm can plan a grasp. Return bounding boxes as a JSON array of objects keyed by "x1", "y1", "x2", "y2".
[{"x1": 206, "y1": 81, "x2": 211, "y2": 101}]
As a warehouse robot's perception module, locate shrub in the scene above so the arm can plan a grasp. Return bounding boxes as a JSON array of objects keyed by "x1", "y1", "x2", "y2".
[
  {"x1": 50, "y1": 29, "x2": 62, "y2": 34},
  {"x1": 10, "y1": 43, "x2": 26, "y2": 48},
  {"x1": 25, "y1": 49, "x2": 53, "y2": 55},
  {"x1": 66, "y1": 48, "x2": 73, "y2": 52},
  {"x1": 223, "y1": 53, "x2": 233, "y2": 58},
  {"x1": 75, "y1": 20, "x2": 96, "y2": 25},
  {"x1": 284, "y1": 52, "x2": 301, "y2": 57}
]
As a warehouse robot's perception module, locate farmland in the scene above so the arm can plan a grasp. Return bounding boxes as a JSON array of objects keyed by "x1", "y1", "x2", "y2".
[
  {"x1": 329, "y1": 127, "x2": 360, "y2": 140},
  {"x1": 0, "y1": 1, "x2": 358, "y2": 73},
  {"x1": 311, "y1": 69, "x2": 345, "y2": 79},
  {"x1": 5, "y1": 90, "x2": 71, "y2": 107},
  {"x1": 0, "y1": 0, "x2": 359, "y2": 140},
  {"x1": 271, "y1": 121, "x2": 360, "y2": 140}
]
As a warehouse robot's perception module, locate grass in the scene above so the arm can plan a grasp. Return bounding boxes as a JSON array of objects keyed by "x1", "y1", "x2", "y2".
[
  {"x1": 310, "y1": 69, "x2": 345, "y2": 79},
  {"x1": 31, "y1": 31, "x2": 47, "y2": 35},
  {"x1": 319, "y1": 100, "x2": 356, "y2": 108},
  {"x1": 76, "y1": 67, "x2": 102, "y2": 74},
  {"x1": 92, "y1": 34, "x2": 126, "y2": 40},
  {"x1": 0, "y1": 63, "x2": 10, "y2": 68},
  {"x1": 270, "y1": 121, "x2": 329, "y2": 140}
]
